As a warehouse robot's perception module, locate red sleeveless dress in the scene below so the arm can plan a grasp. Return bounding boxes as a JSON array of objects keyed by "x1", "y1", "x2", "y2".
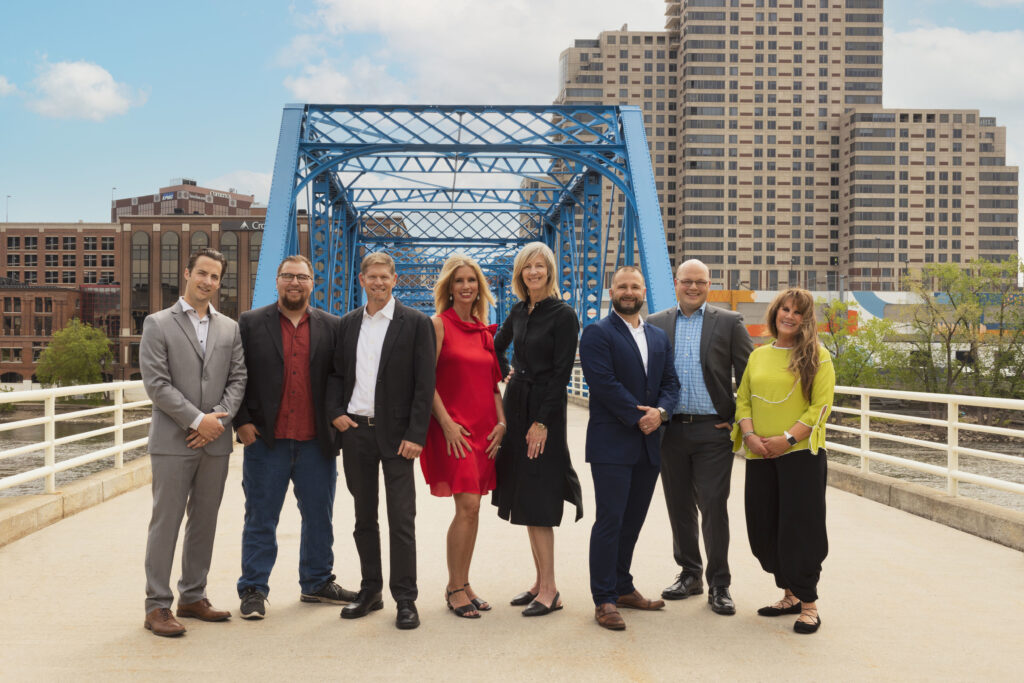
[{"x1": 420, "y1": 308, "x2": 502, "y2": 496}]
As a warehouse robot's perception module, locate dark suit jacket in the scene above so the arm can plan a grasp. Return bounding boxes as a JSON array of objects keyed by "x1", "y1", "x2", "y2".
[
  {"x1": 579, "y1": 312, "x2": 680, "y2": 467},
  {"x1": 646, "y1": 304, "x2": 753, "y2": 422},
  {"x1": 233, "y1": 303, "x2": 341, "y2": 457},
  {"x1": 325, "y1": 299, "x2": 436, "y2": 457}
]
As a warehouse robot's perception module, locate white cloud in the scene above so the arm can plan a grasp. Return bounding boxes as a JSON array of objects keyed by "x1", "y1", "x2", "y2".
[
  {"x1": 885, "y1": 27, "x2": 1024, "y2": 169},
  {"x1": 0, "y1": 75, "x2": 16, "y2": 96},
  {"x1": 283, "y1": 57, "x2": 405, "y2": 102},
  {"x1": 284, "y1": 0, "x2": 666, "y2": 104},
  {"x1": 28, "y1": 60, "x2": 146, "y2": 121},
  {"x1": 206, "y1": 170, "x2": 273, "y2": 204}
]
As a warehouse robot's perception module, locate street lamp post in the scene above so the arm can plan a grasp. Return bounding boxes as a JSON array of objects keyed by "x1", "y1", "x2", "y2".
[{"x1": 4, "y1": 195, "x2": 11, "y2": 222}]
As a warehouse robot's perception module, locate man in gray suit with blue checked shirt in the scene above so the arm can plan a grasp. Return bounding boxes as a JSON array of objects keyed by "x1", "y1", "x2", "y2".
[
  {"x1": 647, "y1": 259, "x2": 753, "y2": 616},
  {"x1": 139, "y1": 248, "x2": 246, "y2": 637}
]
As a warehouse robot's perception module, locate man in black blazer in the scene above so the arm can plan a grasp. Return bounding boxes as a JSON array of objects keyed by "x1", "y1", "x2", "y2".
[
  {"x1": 580, "y1": 266, "x2": 680, "y2": 631},
  {"x1": 326, "y1": 251, "x2": 435, "y2": 630},
  {"x1": 233, "y1": 255, "x2": 358, "y2": 620},
  {"x1": 647, "y1": 259, "x2": 753, "y2": 615}
]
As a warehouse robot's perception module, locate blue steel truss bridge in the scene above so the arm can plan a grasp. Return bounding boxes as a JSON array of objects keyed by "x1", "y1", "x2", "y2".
[{"x1": 255, "y1": 104, "x2": 673, "y2": 325}]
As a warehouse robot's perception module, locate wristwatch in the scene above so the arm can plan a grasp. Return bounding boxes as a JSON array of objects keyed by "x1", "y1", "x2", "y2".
[
  {"x1": 783, "y1": 430, "x2": 798, "y2": 446},
  {"x1": 658, "y1": 407, "x2": 669, "y2": 423}
]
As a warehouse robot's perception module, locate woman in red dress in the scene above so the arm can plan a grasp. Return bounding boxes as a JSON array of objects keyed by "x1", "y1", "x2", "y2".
[{"x1": 421, "y1": 254, "x2": 507, "y2": 619}]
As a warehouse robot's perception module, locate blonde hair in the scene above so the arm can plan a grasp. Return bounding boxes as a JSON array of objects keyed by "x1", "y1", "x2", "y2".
[
  {"x1": 765, "y1": 288, "x2": 820, "y2": 402},
  {"x1": 360, "y1": 251, "x2": 395, "y2": 274},
  {"x1": 511, "y1": 242, "x2": 560, "y2": 302},
  {"x1": 433, "y1": 253, "x2": 495, "y2": 322}
]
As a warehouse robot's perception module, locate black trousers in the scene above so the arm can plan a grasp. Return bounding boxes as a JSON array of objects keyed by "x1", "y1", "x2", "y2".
[
  {"x1": 744, "y1": 449, "x2": 828, "y2": 603},
  {"x1": 660, "y1": 419, "x2": 735, "y2": 587},
  {"x1": 341, "y1": 424, "x2": 417, "y2": 602}
]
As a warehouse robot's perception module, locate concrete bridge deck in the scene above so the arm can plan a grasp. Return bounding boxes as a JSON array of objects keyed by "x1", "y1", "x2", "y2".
[{"x1": 1, "y1": 403, "x2": 1022, "y2": 681}]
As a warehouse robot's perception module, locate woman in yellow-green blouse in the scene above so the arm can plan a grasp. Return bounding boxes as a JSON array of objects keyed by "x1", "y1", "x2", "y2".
[{"x1": 733, "y1": 288, "x2": 835, "y2": 635}]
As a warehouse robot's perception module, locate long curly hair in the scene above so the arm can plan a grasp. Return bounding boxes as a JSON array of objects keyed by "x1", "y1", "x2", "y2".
[
  {"x1": 433, "y1": 253, "x2": 495, "y2": 322},
  {"x1": 765, "y1": 288, "x2": 820, "y2": 402}
]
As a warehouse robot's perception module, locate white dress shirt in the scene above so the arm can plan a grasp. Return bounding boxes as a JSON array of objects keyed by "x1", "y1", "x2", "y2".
[
  {"x1": 615, "y1": 310, "x2": 648, "y2": 374},
  {"x1": 178, "y1": 297, "x2": 219, "y2": 430},
  {"x1": 347, "y1": 296, "x2": 396, "y2": 417}
]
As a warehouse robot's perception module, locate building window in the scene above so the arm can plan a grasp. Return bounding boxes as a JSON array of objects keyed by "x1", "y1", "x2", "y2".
[
  {"x1": 32, "y1": 343, "x2": 46, "y2": 362},
  {"x1": 84, "y1": 271, "x2": 98, "y2": 284},
  {"x1": 63, "y1": 254, "x2": 76, "y2": 267},
  {"x1": 131, "y1": 232, "x2": 150, "y2": 334},
  {"x1": 101, "y1": 271, "x2": 115, "y2": 284},
  {"x1": 219, "y1": 232, "x2": 238, "y2": 320},
  {"x1": 5, "y1": 272, "x2": 18, "y2": 282},
  {"x1": 3, "y1": 316, "x2": 22, "y2": 335},
  {"x1": 24, "y1": 254, "x2": 37, "y2": 267},
  {"x1": 35, "y1": 298, "x2": 53, "y2": 313},
  {"x1": 6, "y1": 255, "x2": 19, "y2": 266},
  {"x1": 84, "y1": 237, "x2": 98, "y2": 250},
  {"x1": 24, "y1": 236, "x2": 37, "y2": 249},
  {"x1": 23, "y1": 272, "x2": 37, "y2": 284},
  {"x1": 102, "y1": 237, "x2": 115, "y2": 250},
  {"x1": 84, "y1": 254, "x2": 97, "y2": 267},
  {"x1": 34, "y1": 317, "x2": 53, "y2": 336},
  {"x1": 44, "y1": 271, "x2": 59, "y2": 284},
  {"x1": 1, "y1": 348, "x2": 22, "y2": 362},
  {"x1": 101, "y1": 254, "x2": 115, "y2": 267},
  {"x1": 45, "y1": 236, "x2": 59, "y2": 250},
  {"x1": 160, "y1": 232, "x2": 180, "y2": 309},
  {"x1": 6, "y1": 237, "x2": 19, "y2": 249},
  {"x1": 3, "y1": 297, "x2": 21, "y2": 313},
  {"x1": 45, "y1": 254, "x2": 58, "y2": 267},
  {"x1": 62, "y1": 271, "x2": 76, "y2": 284},
  {"x1": 62, "y1": 237, "x2": 76, "y2": 250}
]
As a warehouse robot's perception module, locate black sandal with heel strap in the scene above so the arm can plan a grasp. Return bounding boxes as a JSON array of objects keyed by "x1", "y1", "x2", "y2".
[{"x1": 445, "y1": 587, "x2": 481, "y2": 619}]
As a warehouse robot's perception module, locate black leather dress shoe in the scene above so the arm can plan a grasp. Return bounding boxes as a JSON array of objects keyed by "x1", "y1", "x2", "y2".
[
  {"x1": 662, "y1": 573, "x2": 703, "y2": 600},
  {"x1": 395, "y1": 600, "x2": 420, "y2": 630},
  {"x1": 340, "y1": 590, "x2": 383, "y2": 619},
  {"x1": 708, "y1": 586, "x2": 736, "y2": 615}
]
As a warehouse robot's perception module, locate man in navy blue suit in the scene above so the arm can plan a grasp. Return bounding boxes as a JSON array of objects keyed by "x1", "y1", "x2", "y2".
[{"x1": 580, "y1": 266, "x2": 680, "y2": 631}]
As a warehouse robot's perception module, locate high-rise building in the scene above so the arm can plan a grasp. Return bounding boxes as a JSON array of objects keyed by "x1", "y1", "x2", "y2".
[{"x1": 556, "y1": 1, "x2": 1019, "y2": 291}]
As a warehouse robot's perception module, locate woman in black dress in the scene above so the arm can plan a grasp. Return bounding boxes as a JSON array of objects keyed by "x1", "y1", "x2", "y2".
[{"x1": 493, "y1": 241, "x2": 583, "y2": 617}]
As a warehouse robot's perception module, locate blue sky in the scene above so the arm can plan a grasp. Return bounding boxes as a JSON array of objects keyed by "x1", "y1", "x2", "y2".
[{"x1": 1, "y1": 0, "x2": 1023, "y2": 223}]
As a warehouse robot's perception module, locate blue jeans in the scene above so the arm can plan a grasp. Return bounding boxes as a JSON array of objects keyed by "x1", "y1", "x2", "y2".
[{"x1": 238, "y1": 438, "x2": 337, "y2": 597}]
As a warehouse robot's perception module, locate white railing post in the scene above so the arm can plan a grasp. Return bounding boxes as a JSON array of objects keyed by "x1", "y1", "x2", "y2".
[
  {"x1": 947, "y1": 400, "x2": 959, "y2": 496},
  {"x1": 114, "y1": 387, "x2": 124, "y2": 469},
  {"x1": 859, "y1": 392, "x2": 870, "y2": 473},
  {"x1": 44, "y1": 395, "x2": 56, "y2": 493}
]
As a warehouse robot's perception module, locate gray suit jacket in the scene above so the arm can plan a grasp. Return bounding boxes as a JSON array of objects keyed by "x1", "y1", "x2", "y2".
[
  {"x1": 140, "y1": 300, "x2": 247, "y2": 456},
  {"x1": 647, "y1": 303, "x2": 753, "y2": 421}
]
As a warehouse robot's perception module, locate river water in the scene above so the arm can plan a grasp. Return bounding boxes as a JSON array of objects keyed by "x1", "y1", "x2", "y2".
[{"x1": 0, "y1": 418, "x2": 149, "y2": 497}]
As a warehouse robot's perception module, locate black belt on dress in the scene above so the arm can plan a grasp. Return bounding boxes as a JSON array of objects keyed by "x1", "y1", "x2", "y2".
[
  {"x1": 671, "y1": 413, "x2": 720, "y2": 424},
  {"x1": 348, "y1": 413, "x2": 375, "y2": 427}
]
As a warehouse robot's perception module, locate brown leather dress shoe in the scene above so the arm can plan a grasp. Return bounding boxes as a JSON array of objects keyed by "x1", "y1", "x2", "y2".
[
  {"x1": 144, "y1": 608, "x2": 186, "y2": 637},
  {"x1": 595, "y1": 603, "x2": 626, "y2": 630},
  {"x1": 616, "y1": 589, "x2": 665, "y2": 611},
  {"x1": 176, "y1": 598, "x2": 231, "y2": 622}
]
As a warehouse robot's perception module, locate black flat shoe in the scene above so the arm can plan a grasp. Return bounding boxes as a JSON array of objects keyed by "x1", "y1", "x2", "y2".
[
  {"x1": 510, "y1": 590, "x2": 538, "y2": 606},
  {"x1": 522, "y1": 592, "x2": 563, "y2": 617},
  {"x1": 757, "y1": 600, "x2": 802, "y2": 617},
  {"x1": 794, "y1": 614, "x2": 821, "y2": 634},
  {"x1": 662, "y1": 573, "x2": 703, "y2": 600},
  {"x1": 446, "y1": 587, "x2": 480, "y2": 619}
]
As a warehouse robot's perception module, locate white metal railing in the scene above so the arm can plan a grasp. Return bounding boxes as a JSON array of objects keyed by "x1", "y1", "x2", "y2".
[
  {"x1": 0, "y1": 381, "x2": 151, "y2": 494},
  {"x1": 568, "y1": 367, "x2": 1024, "y2": 502}
]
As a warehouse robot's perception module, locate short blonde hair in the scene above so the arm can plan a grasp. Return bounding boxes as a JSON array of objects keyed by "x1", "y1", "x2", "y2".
[
  {"x1": 433, "y1": 254, "x2": 495, "y2": 322},
  {"x1": 511, "y1": 242, "x2": 560, "y2": 302},
  {"x1": 360, "y1": 251, "x2": 395, "y2": 274}
]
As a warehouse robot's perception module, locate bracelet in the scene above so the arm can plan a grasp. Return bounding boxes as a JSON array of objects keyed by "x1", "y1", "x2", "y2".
[
  {"x1": 742, "y1": 431, "x2": 755, "y2": 440},
  {"x1": 534, "y1": 422, "x2": 547, "y2": 431},
  {"x1": 497, "y1": 421, "x2": 507, "y2": 429}
]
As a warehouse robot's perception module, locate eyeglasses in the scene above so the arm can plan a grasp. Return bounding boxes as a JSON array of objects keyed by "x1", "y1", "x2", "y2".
[
  {"x1": 278, "y1": 273, "x2": 313, "y2": 282},
  {"x1": 676, "y1": 279, "x2": 710, "y2": 289}
]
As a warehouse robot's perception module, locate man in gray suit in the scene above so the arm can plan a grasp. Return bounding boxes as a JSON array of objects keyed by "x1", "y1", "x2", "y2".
[
  {"x1": 647, "y1": 259, "x2": 752, "y2": 616},
  {"x1": 140, "y1": 248, "x2": 247, "y2": 637}
]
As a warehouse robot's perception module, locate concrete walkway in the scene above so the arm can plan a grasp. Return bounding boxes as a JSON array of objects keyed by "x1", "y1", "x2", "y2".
[{"x1": 1, "y1": 403, "x2": 1022, "y2": 681}]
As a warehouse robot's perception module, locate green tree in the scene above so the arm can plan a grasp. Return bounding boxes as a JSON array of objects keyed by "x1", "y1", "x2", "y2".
[
  {"x1": 35, "y1": 318, "x2": 114, "y2": 387},
  {"x1": 819, "y1": 298, "x2": 906, "y2": 390},
  {"x1": 902, "y1": 257, "x2": 1024, "y2": 401}
]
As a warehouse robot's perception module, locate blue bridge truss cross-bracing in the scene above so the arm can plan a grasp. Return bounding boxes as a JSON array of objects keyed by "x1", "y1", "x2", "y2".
[{"x1": 255, "y1": 104, "x2": 673, "y2": 326}]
